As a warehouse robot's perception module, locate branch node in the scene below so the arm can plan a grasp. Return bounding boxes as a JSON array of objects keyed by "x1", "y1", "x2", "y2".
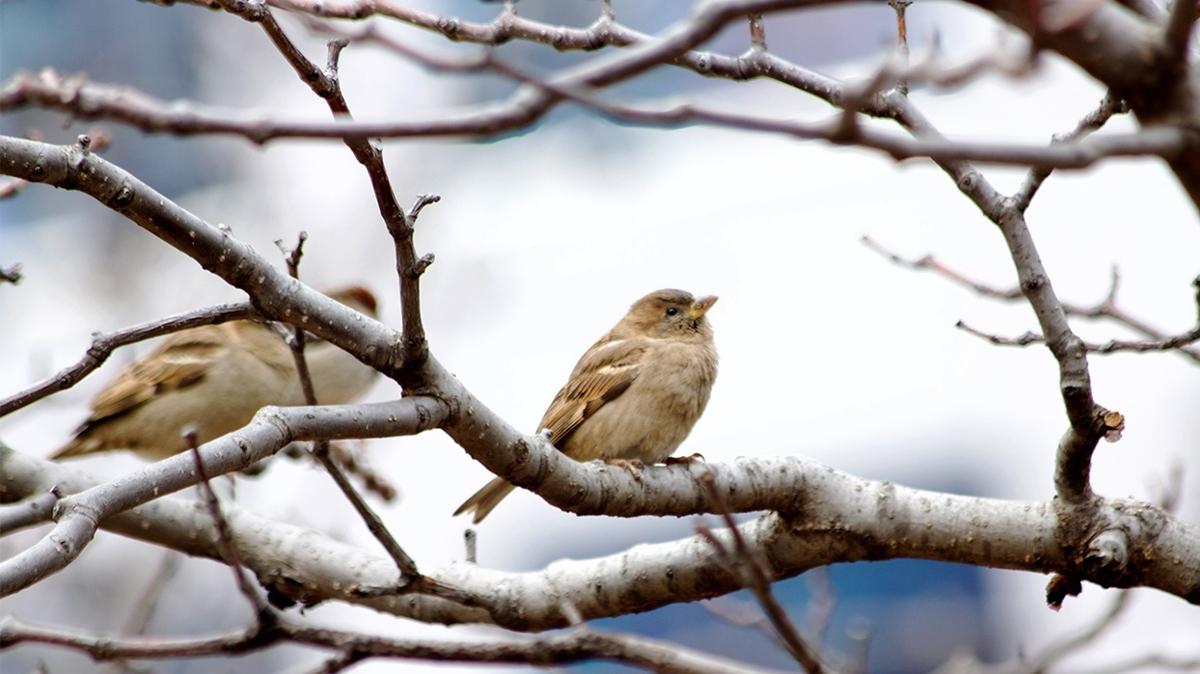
[
  {"x1": 1083, "y1": 528, "x2": 1130, "y2": 583},
  {"x1": 406, "y1": 253, "x2": 435, "y2": 279},
  {"x1": 1046, "y1": 573, "x2": 1083, "y2": 611}
]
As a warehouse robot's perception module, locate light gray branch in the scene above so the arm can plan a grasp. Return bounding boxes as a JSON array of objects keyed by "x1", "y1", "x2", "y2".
[
  {"x1": 0, "y1": 398, "x2": 448, "y2": 596},
  {"x1": 4, "y1": 446, "x2": 1199, "y2": 624}
]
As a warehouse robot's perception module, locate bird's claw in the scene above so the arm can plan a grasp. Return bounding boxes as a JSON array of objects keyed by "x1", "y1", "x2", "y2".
[
  {"x1": 664, "y1": 452, "x2": 705, "y2": 465},
  {"x1": 605, "y1": 458, "x2": 646, "y2": 480}
]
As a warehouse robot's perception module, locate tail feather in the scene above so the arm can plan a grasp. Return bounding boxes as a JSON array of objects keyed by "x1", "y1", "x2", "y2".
[
  {"x1": 453, "y1": 477, "x2": 516, "y2": 524},
  {"x1": 49, "y1": 435, "x2": 102, "y2": 460}
]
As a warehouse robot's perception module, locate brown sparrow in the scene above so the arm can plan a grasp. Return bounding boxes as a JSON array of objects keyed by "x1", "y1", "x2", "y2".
[
  {"x1": 454, "y1": 288, "x2": 718, "y2": 523},
  {"x1": 51, "y1": 286, "x2": 379, "y2": 460}
]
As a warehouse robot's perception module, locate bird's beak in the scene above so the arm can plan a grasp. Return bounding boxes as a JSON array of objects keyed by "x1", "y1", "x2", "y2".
[{"x1": 688, "y1": 295, "x2": 718, "y2": 319}]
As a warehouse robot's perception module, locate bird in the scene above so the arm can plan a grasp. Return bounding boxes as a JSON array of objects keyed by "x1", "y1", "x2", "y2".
[
  {"x1": 454, "y1": 288, "x2": 718, "y2": 523},
  {"x1": 50, "y1": 286, "x2": 380, "y2": 461}
]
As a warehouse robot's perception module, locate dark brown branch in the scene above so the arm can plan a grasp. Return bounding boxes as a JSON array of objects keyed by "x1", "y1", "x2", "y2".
[
  {"x1": 1162, "y1": 0, "x2": 1199, "y2": 70},
  {"x1": 0, "y1": 613, "x2": 790, "y2": 674},
  {"x1": 186, "y1": 431, "x2": 269, "y2": 615},
  {"x1": 274, "y1": 232, "x2": 440, "y2": 598},
  {"x1": 4, "y1": 69, "x2": 1183, "y2": 170},
  {"x1": 888, "y1": 0, "x2": 912, "y2": 96},
  {"x1": 241, "y1": 5, "x2": 434, "y2": 367},
  {"x1": 956, "y1": 320, "x2": 1200, "y2": 360},
  {"x1": 697, "y1": 471, "x2": 824, "y2": 674},
  {"x1": 0, "y1": 302, "x2": 258, "y2": 419},
  {"x1": 863, "y1": 238, "x2": 1200, "y2": 364}
]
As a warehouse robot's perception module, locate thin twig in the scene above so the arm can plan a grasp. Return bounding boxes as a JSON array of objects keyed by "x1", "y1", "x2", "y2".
[
  {"x1": 0, "y1": 302, "x2": 258, "y2": 418},
  {"x1": 696, "y1": 471, "x2": 825, "y2": 674},
  {"x1": 1162, "y1": 0, "x2": 1199, "y2": 69},
  {"x1": 888, "y1": 0, "x2": 912, "y2": 96},
  {"x1": 956, "y1": 320, "x2": 1200, "y2": 360},
  {"x1": 863, "y1": 237, "x2": 1200, "y2": 364},
  {"x1": 236, "y1": 5, "x2": 436, "y2": 367},
  {"x1": 185, "y1": 431, "x2": 269, "y2": 616},
  {"x1": 0, "y1": 612, "x2": 790, "y2": 674},
  {"x1": 119, "y1": 551, "x2": 182, "y2": 636},
  {"x1": 1012, "y1": 92, "x2": 1129, "y2": 212},
  {"x1": 273, "y1": 233, "x2": 423, "y2": 591},
  {"x1": 1, "y1": 61, "x2": 1184, "y2": 169}
]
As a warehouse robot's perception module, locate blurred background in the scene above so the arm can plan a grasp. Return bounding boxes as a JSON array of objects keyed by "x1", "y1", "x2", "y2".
[{"x1": 2, "y1": 0, "x2": 1198, "y2": 672}]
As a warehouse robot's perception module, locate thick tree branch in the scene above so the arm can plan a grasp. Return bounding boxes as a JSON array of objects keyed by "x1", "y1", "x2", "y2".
[
  {"x1": 0, "y1": 135, "x2": 405, "y2": 378},
  {"x1": 0, "y1": 398, "x2": 448, "y2": 596},
  {"x1": 5, "y1": 446, "x2": 1199, "y2": 621}
]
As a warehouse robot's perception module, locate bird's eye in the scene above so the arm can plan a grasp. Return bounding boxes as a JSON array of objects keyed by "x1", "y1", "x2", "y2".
[{"x1": 665, "y1": 307, "x2": 679, "y2": 317}]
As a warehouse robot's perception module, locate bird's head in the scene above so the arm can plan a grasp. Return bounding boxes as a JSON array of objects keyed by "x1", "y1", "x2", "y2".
[{"x1": 622, "y1": 288, "x2": 718, "y2": 340}]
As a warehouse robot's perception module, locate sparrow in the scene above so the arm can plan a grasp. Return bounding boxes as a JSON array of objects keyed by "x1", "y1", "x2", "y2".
[
  {"x1": 454, "y1": 288, "x2": 718, "y2": 523},
  {"x1": 50, "y1": 286, "x2": 380, "y2": 461}
]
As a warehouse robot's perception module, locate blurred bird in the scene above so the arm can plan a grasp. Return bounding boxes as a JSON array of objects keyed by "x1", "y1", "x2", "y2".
[
  {"x1": 454, "y1": 288, "x2": 719, "y2": 523},
  {"x1": 50, "y1": 286, "x2": 380, "y2": 461}
]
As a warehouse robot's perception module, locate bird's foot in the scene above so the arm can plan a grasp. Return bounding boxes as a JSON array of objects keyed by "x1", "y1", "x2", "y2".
[
  {"x1": 663, "y1": 452, "x2": 705, "y2": 466},
  {"x1": 605, "y1": 458, "x2": 646, "y2": 480}
]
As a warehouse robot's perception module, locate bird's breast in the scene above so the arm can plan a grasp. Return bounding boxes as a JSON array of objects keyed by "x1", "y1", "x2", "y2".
[{"x1": 564, "y1": 341, "x2": 717, "y2": 463}]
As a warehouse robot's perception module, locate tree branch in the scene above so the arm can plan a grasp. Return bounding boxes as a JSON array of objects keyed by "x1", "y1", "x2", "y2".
[
  {"x1": 0, "y1": 398, "x2": 448, "y2": 596},
  {"x1": 0, "y1": 612, "x2": 790, "y2": 674},
  {"x1": 862, "y1": 238, "x2": 1200, "y2": 364},
  {"x1": 5, "y1": 445, "x2": 1199, "y2": 621},
  {"x1": 0, "y1": 302, "x2": 258, "y2": 418}
]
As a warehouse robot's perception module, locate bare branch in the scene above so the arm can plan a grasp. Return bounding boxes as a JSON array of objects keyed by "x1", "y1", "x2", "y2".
[
  {"x1": 697, "y1": 471, "x2": 824, "y2": 673},
  {"x1": 0, "y1": 135, "x2": 406, "y2": 377},
  {"x1": 888, "y1": 0, "x2": 912, "y2": 96},
  {"x1": 1162, "y1": 0, "x2": 1199, "y2": 69},
  {"x1": 237, "y1": 5, "x2": 436, "y2": 367},
  {"x1": 6, "y1": 445, "x2": 1200, "y2": 625},
  {"x1": 119, "y1": 552, "x2": 181, "y2": 637},
  {"x1": 0, "y1": 487, "x2": 60, "y2": 534},
  {"x1": 863, "y1": 238, "x2": 1200, "y2": 364},
  {"x1": 3, "y1": 72, "x2": 1184, "y2": 170},
  {"x1": 1012, "y1": 92, "x2": 1130, "y2": 212},
  {"x1": 0, "y1": 302, "x2": 258, "y2": 419},
  {"x1": 186, "y1": 431, "x2": 269, "y2": 615},
  {"x1": 0, "y1": 398, "x2": 448, "y2": 596},
  {"x1": 956, "y1": 320, "x2": 1200, "y2": 360},
  {"x1": 0, "y1": 613, "x2": 789, "y2": 674}
]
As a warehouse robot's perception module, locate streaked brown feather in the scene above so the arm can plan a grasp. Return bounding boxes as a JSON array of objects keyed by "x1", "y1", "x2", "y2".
[
  {"x1": 82, "y1": 328, "x2": 226, "y2": 428},
  {"x1": 453, "y1": 288, "x2": 718, "y2": 523},
  {"x1": 538, "y1": 338, "x2": 646, "y2": 449}
]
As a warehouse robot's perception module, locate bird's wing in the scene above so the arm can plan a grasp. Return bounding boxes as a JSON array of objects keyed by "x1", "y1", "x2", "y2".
[
  {"x1": 538, "y1": 337, "x2": 647, "y2": 449},
  {"x1": 83, "y1": 326, "x2": 226, "y2": 427}
]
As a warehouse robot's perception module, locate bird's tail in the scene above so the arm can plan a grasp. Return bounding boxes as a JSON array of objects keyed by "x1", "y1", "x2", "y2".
[
  {"x1": 452, "y1": 477, "x2": 516, "y2": 524},
  {"x1": 48, "y1": 435, "x2": 102, "y2": 460}
]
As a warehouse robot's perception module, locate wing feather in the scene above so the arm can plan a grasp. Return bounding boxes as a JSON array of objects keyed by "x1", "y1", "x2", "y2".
[
  {"x1": 538, "y1": 337, "x2": 646, "y2": 450},
  {"x1": 83, "y1": 326, "x2": 226, "y2": 427}
]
